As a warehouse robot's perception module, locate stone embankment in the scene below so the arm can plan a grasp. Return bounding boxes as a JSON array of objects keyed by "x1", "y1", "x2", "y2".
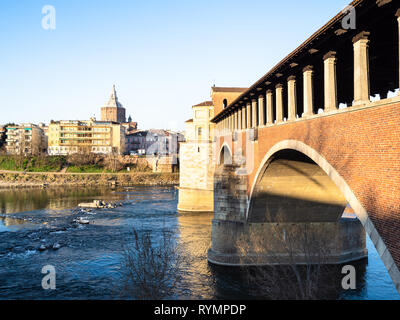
[{"x1": 0, "y1": 171, "x2": 179, "y2": 189}]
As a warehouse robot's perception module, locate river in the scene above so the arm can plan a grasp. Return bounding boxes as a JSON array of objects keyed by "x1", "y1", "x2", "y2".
[{"x1": 0, "y1": 186, "x2": 398, "y2": 300}]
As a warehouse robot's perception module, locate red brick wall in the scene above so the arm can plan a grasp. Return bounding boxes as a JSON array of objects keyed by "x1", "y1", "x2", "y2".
[{"x1": 219, "y1": 101, "x2": 400, "y2": 269}]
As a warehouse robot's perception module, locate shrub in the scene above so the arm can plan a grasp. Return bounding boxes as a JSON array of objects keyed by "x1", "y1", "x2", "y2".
[{"x1": 121, "y1": 228, "x2": 190, "y2": 299}]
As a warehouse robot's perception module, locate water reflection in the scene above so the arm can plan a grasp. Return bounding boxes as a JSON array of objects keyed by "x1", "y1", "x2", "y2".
[
  {"x1": 0, "y1": 187, "x2": 127, "y2": 214},
  {"x1": 0, "y1": 186, "x2": 397, "y2": 300},
  {"x1": 0, "y1": 216, "x2": 32, "y2": 232}
]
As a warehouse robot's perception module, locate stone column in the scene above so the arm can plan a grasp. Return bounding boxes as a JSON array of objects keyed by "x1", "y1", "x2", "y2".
[
  {"x1": 275, "y1": 84, "x2": 283, "y2": 123},
  {"x1": 287, "y1": 76, "x2": 297, "y2": 121},
  {"x1": 303, "y1": 65, "x2": 314, "y2": 116},
  {"x1": 251, "y1": 99, "x2": 257, "y2": 128},
  {"x1": 234, "y1": 111, "x2": 238, "y2": 131},
  {"x1": 241, "y1": 106, "x2": 245, "y2": 130},
  {"x1": 258, "y1": 95, "x2": 265, "y2": 126},
  {"x1": 266, "y1": 90, "x2": 273, "y2": 124},
  {"x1": 324, "y1": 51, "x2": 338, "y2": 112},
  {"x1": 396, "y1": 10, "x2": 400, "y2": 94},
  {"x1": 246, "y1": 102, "x2": 251, "y2": 129},
  {"x1": 352, "y1": 31, "x2": 370, "y2": 105}
]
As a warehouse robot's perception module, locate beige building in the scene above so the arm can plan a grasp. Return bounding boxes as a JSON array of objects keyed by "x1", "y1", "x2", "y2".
[
  {"x1": 47, "y1": 120, "x2": 125, "y2": 155},
  {"x1": 178, "y1": 87, "x2": 247, "y2": 212},
  {"x1": 5, "y1": 123, "x2": 47, "y2": 155}
]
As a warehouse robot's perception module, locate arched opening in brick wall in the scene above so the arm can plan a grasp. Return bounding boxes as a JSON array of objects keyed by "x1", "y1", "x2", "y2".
[
  {"x1": 246, "y1": 140, "x2": 400, "y2": 293},
  {"x1": 219, "y1": 145, "x2": 232, "y2": 166},
  {"x1": 248, "y1": 149, "x2": 347, "y2": 223}
]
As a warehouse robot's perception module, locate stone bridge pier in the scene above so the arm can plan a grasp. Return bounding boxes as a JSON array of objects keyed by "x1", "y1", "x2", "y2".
[{"x1": 208, "y1": 153, "x2": 368, "y2": 266}]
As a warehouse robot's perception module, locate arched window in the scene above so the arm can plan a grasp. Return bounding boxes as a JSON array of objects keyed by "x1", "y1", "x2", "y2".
[{"x1": 223, "y1": 99, "x2": 228, "y2": 109}]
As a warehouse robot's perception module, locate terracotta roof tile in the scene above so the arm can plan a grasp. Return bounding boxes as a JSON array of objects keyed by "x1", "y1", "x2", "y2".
[{"x1": 193, "y1": 101, "x2": 213, "y2": 107}]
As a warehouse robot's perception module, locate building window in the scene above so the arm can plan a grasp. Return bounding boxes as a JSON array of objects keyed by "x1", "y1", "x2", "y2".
[
  {"x1": 223, "y1": 99, "x2": 228, "y2": 109},
  {"x1": 197, "y1": 127, "x2": 202, "y2": 137}
]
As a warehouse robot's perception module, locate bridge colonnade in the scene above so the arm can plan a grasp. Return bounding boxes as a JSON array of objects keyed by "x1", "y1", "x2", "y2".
[{"x1": 215, "y1": 7, "x2": 400, "y2": 135}]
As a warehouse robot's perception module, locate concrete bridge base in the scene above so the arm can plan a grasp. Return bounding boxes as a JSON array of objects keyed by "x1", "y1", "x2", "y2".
[
  {"x1": 208, "y1": 218, "x2": 368, "y2": 266},
  {"x1": 177, "y1": 187, "x2": 214, "y2": 213}
]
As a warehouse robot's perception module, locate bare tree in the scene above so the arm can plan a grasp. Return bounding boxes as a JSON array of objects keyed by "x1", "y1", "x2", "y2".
[
  {"x1": 104, "y1": 152, "x2": 124, "y2": 172},
  {"x1": 67, "y1": 146, "x2": 100, "y2": 167},
  {"x1": 236, "y1": 216, "x2": 341, "y2": 300},
  {"x1": 121, "y1": 228, "x2": 190, "y2": 300}
]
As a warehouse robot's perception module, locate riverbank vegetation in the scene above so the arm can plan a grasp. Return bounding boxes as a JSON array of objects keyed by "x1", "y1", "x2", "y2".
[
  {"x1": 0, "y1": 171, "x2": 179, "y2": 188},
  {"x1": 0, "y1": 155, "x2": 66, "y2": 172},
  {"x1": 0, "y1": 154, "x2": 152, "y2": 173}
]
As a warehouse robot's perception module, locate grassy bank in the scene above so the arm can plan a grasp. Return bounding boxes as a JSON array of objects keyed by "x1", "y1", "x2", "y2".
[
  {"x1": 0, "y1": 155, "x2": 151, "y2": 173},
  {"x1": 0, "y1": 172, "x2": 179, "y2": 189},
  {"x1": 0, "y1": 155, "x2": 66, "y2": 172}
]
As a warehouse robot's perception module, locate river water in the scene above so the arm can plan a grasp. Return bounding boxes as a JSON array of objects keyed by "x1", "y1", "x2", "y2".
[{"x1": 0, "y1": 186, "x2": 398, "y2": 300}]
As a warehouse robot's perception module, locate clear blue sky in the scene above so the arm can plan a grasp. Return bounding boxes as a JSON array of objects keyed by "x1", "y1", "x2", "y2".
[{"x1": 0, "y1": 0, "x2": 349, "y2": 131}]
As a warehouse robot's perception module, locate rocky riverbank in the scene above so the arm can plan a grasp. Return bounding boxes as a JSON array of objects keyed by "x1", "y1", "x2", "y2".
[{"x1": 0, "y1": 171, "x2": 179, "y2": 189}]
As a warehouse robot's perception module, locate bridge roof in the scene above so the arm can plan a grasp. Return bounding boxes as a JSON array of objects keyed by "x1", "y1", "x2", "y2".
[{"x1": 211, "y1": 0, "x2": 371, "y2": 122}]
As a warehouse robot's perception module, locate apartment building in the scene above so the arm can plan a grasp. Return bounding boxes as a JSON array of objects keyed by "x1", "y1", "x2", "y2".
[
  {"x1": 125, "y1": 129, "x2": 184, "y2": 156},
  {"x1": 0, "y1": 126, "x2": 6, "y2": 150},
  {"x1": 5, "y1": 123, "x2": 47, "y2": 155},
  {"x1": 47, "y1": 120, "x2": 125, "y2": 155}
]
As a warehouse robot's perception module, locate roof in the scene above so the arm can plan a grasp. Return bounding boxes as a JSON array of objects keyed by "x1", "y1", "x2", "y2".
[
  {"x1": 185, "y1": 119, "x2": 193, "y2": 123},
  {"x1": 103, "y1": 84, "x2": 124, "y2": 109},
  {"x1": 211, "y1": 87, "x2": 248, "y2": 93},
  {"x1": 212, "y1": 0, "x2": 366, "y2": 122},
  {"x1": 193, "y1": 101, "x2": 213, "y2": 107}
]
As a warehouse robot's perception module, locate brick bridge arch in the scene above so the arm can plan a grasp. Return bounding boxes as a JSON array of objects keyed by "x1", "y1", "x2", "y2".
[
  {"x1": 212, "y1": 100, "x2": 400, "y2": 292},
  {"x1": 247, "y1": 139, "x2": 388, "y2": 267},
  {"x1": 248, "y1": 140, "x2": 369, "y2": 224}
]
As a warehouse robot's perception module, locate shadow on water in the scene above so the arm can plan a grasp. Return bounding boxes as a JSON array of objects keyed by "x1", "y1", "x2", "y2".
[{"x1": 207, "y1": 259, "x2": 368, "y2": 300}]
